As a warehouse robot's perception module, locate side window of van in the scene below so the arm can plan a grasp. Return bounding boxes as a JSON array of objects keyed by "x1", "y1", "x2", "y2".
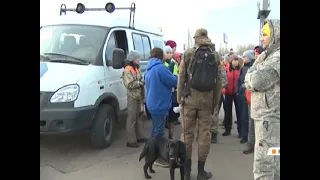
[
  {"x1": 132, "y1": 33, "x2": 151, "y2": 60},
  {"x1": 153, "y1": 40, "x2": 164, "y2": 49},
  {"x1": 105, "y1": 33, "x2": 117, "y2": 61},
  {"x1": 142, "y1": 36, "x2": 151, "y2": 59},
  {"x1": 132, "y1": 34, "x2": 144, "y2": 59}
]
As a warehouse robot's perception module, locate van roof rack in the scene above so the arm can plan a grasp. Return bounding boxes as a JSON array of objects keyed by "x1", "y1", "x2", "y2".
[{"x1": 59, "y1": 2, "x2": 136, "y2": 29}]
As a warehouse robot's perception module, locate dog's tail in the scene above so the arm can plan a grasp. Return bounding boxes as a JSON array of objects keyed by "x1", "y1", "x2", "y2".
[{"x1": 139, "y1": 143, "x2": 148, "y2": 162}]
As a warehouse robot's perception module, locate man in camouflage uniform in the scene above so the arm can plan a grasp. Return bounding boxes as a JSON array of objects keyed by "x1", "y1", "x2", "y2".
[
  {"x1": 177, "y1": 28, "x2": 223, "y2": 180},
  {"x1": 210, "y1": 58, "x2": 227, "y2": 143},
  {"x1": 244, "y1": 19, "x2": 280, "y2": 180}
]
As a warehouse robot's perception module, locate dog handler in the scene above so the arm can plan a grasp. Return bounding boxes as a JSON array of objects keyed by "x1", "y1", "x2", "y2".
[{"x1": 144, "y1": 47, "x2": 177, "y2": 167}]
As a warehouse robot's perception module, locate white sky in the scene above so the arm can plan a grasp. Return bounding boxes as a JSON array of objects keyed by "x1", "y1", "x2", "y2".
[{"x1": 40, "y1": 0, "x2": 279, "y2": 52}]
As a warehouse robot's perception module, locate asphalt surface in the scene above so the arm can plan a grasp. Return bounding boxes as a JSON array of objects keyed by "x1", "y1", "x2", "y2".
[{"x1": 40, "y1": 106, "x2": 254, "y2": 180}]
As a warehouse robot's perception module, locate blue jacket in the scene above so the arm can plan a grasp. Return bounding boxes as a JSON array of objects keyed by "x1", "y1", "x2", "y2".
[
  {"x1": 144, "y1": 58, "x2": 177, "y2": 116},
  {"x1": 236, "y1": 60, "x2": 255, "y2": 95}
]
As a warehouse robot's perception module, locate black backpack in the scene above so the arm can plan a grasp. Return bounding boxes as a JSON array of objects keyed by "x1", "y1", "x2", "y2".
[{"x1": 187, "y1": 46, "x2": 218, "y2": 92}]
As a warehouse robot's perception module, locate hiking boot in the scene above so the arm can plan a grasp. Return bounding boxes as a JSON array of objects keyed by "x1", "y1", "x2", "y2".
[
  {"x1": 222, "y1": 130, "x2": 231, "y2": 136},
  {"x1": 240, "y1": 137, "x2": 248, "y2": 144},
  {"x1": 197, "y1": 161, "x2": 212, "y2": 180},
  {"x1": 154, "y1": 158, "x2": 169, "y2": 168},
  {"x1": 126, "y1": 142, "x2": 139, "y2": 148},
  {"x1": 211, "y1": 132, "x2": 218, "y2": 144},
  {"x1": 243, "y1": 145, "x2": 254, "y2": 154},
  {"x1": 184, "y1": 159, "x2": 192, "y2": 180}
]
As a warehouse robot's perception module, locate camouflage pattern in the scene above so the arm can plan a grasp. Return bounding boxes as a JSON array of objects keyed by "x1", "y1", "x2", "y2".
[
  {"x1": 178, "y1": 29, "x2": 223, "y2": 161},
  {"x1": 180, "y1": 96, "x2": 212, "y2": 161},
  {"x1": 244, "y1": 19, "x2": 280, "y2": 121},
  {"x1": 211, "y1": 65, "x2": 227, "y2": 133},
  {"x1": 253, "y1": 120, "x2": 280, "y2": 180},
  {"x1": 244, "y1": 19, "x2": 280, "y2": 180},
  {"x1": 123, "y1": 66, "x2": 145, "y2": 143},
  {"x1": 210, "y1": 105, "x2": 220, "y2": 134},
  {"x1": 247, "y1": 105, "x2": 255, "y2": 147},
  {"x1": 123, "y1": 66, "x2": 145, "y2": 101}
]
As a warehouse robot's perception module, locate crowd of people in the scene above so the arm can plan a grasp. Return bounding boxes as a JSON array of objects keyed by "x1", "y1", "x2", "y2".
[{"x1": 122, "y1": 18, "x2": 280, "y2": 180}]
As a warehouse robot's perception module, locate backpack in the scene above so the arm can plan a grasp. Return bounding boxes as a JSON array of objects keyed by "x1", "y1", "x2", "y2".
[{"x1": 187, "y1": 46, "x2": 218, "y2": 92}]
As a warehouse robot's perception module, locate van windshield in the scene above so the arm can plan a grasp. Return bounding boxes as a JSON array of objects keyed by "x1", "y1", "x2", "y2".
[{"x1": 40, "y1": 25, "x2": 108, "y2": 63}]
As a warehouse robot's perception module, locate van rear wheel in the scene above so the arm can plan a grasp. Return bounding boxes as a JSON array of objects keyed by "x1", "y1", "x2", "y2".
[{"x1": 90, "y1": 104, "x2": 115, "y2": 149}]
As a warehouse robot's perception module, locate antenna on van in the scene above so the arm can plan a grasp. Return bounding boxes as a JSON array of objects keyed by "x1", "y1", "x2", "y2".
[{"x1": 59, "y1": 2, "x2": 136, "y2": 29}]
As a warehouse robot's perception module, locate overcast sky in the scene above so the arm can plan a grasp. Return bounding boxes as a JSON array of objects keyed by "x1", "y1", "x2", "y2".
[{"x1": 40, "y1": 0, "x2": 280, "y2": 52}]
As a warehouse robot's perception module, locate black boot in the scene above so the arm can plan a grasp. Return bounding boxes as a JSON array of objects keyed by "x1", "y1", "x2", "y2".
[
  {"x1": 243, "y1": 145, "x2": 254, "y2": 154},
  {"x1": 197, "y1": 161, "x2": 212, "y2": 180},
  {"x1": 222, "y1": 129, "x2": 231, "y2": 136},
  {"x1": 184, "y1": 159, "x2": 192, "y2": 180},
  {"x1": 211, "y1": 133, "x2": 218, "y2": 144}
]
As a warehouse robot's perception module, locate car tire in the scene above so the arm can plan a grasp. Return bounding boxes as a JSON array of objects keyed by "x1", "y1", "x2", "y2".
[{"x1": 90, "y1": 104, "x2": 116, "y2": 149}]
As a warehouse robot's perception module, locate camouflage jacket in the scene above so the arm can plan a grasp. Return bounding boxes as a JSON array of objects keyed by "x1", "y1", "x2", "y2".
[
  {"x1": 123, "y1": 65, "x2": 145, "y2": 101},
  {"x1": 244, "y1": 19, "x2": 280, "y2": 121},
  {"x1": 177, "y1": 38, "x2": 223, "y2": 109}
]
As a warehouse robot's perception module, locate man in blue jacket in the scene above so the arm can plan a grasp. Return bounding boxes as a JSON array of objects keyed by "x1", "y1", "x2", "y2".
[{"x1": 144, "y1": 47, "x2": 177, "y2": 167}]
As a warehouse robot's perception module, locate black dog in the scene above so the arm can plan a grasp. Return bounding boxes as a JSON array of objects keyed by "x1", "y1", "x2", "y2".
[{"x1": 139, "y1": 137, "x2": 186, "y2": 180}]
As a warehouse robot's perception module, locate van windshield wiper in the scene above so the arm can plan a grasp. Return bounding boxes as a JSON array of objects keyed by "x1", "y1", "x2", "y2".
[
  {"x1": 44, "y1": 53, "x2": 89, "y2": 65},
  {"x1": 40, "y1": 54, "x2": 50, "y2": 62}
]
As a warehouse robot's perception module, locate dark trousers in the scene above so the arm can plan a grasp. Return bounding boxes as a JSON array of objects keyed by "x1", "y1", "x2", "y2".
[
  {"x1": 223, "y1": 94, "x2": 241, "y2": 134},
  {"x1": 240, "y1": 95, "x2": 249, "y2": 139}
]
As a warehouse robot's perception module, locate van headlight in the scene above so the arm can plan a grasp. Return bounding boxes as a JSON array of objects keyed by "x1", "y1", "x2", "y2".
[{"x1": 50, "y1": 84, "x2": 79, "y2": 103}]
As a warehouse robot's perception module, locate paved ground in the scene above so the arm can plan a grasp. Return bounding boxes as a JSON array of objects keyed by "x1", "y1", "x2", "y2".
[{"x1": 40, "y1": 107, "x2": 254, "y2": 180}]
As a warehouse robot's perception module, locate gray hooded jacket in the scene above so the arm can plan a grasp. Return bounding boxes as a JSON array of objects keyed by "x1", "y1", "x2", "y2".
[{"x1": 244, "y1": 19, "x2": 280, "y2": 121}]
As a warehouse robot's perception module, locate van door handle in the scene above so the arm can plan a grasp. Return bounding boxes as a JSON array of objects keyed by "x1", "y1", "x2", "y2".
[{"x1": 100, "y1": 86, "x2": 104, "y2": 89}]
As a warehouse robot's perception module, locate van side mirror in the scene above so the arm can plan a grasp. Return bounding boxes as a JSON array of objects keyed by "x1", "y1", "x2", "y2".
[{"x1": 111, "y1": 48, "x2": 125, "y2": 69}]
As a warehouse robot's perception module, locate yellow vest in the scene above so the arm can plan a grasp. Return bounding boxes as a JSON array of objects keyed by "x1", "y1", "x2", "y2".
[{"x1": 164, "y1": 61, "x2": 178, "y2": 75}]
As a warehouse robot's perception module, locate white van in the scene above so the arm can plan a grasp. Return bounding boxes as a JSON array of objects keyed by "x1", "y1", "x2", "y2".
[{"x1": 40, "y1": 11, "x2": 165, "y2": 148}]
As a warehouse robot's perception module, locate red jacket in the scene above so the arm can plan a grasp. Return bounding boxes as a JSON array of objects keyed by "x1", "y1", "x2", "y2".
[
  {"x1": 245, "y1": 88, "x2": 251, "y2": 104},
  {"x1": 225, "y1": 65, "x2": 240, "y2": 95}
]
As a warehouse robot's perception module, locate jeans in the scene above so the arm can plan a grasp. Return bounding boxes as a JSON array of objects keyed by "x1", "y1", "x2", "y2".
[{"x1": 151, "y1": 114, "x2": 166, "y2": 137}]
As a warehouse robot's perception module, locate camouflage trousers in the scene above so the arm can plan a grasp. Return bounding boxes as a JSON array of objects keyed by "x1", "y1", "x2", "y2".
[
  {"x1": 253, "y1": 120, "x2": 280, "y2": 180},
  {"x1": 180, "y1": 97, "x2": 212, "y2": 161},
  {"x1": 248, "y1": 105, "x2": 255, "y2": 147},
  {"x1": 210, "y1": 104, "x2": 220, "y2": 134}
]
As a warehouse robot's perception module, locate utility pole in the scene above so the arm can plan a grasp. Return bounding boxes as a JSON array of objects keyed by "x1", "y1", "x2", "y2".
[
  {"x1": 257, "y1": 0, "x2": 271, "y2": 45},
  {"x1": 187, "y1": 28, "x2": 193, "y2": 49}
]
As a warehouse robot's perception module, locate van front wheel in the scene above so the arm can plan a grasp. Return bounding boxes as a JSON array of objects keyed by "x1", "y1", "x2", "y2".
[{"x1": 90, "y1": 104, "x2": 115, "y2": 149}]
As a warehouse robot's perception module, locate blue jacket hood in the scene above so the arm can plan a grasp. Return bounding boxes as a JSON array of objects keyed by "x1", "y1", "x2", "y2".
[{"x1": 147, "y1": 58, "x2": 163, "y2": 71}]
